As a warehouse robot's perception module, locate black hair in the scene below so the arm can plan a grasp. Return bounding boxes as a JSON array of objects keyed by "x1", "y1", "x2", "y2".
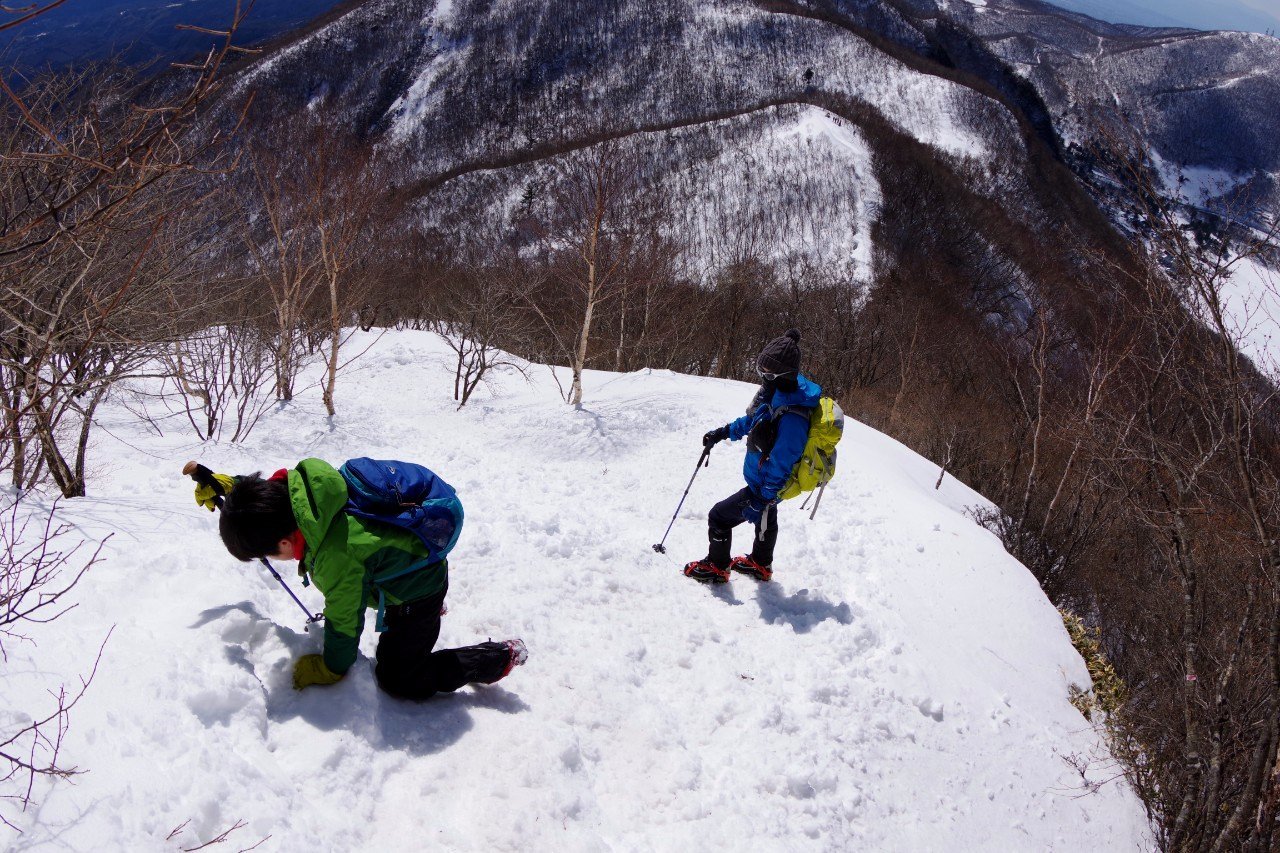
[{"x1": 218, "y1": 473, "x2": 297, "y2": 561}]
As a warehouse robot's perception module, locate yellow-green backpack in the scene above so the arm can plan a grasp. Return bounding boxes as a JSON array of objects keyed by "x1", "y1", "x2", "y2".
[{"x1": 777, "y1": 396, "x2": 845, "y2": 503}]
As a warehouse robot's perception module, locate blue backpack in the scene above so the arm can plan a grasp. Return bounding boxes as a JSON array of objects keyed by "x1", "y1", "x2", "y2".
[{"x1": 338, "y1": 457, "x2": 464, "y2": 564}]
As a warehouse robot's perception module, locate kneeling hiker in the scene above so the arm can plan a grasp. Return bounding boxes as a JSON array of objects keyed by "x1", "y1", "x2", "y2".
[
  {"x1": 197, "y1": 457, "x2": 527, "y2": 697},
  {"x1": 685, "y1": 329, "x2": 821, "y2": 584}
]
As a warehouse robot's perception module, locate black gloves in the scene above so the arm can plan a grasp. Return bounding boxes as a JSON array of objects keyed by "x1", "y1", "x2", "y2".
[{"x1": 703, "y1": 426, "x2": 730, "y2": 448}]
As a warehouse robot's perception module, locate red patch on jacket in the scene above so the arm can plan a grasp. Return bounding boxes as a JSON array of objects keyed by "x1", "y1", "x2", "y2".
[{"x1": 269, "y1": 468, "x2": 306, "y2": 559}]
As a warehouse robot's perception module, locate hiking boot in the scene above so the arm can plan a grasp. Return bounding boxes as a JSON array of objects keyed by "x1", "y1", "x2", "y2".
[
  {"x1": 473, "y1": 639, "x2": 528, "y2": 684},
  {"x1": 497, "y1": 639, "x2": 528, "y2": 682},
  {"x1": 729, "y1": 554, "x2": 773, "y2": 582},
  {"x1": 683, "y1": 559, "x2": 730, "y2": 584}
]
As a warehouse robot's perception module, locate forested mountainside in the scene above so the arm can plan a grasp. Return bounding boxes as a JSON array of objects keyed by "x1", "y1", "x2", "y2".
[
  {"x1": 230, "y1": 0, "x2": 1021, "y2": 280},
  {"x1": 230, "y1": 0, "x2": 1279, "y2": 240},
  {"x1": 949, "y1": 0, "x2": 1280, "y2": 217}
]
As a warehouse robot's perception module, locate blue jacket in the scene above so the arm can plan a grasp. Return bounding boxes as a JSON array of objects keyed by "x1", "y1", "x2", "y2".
[{"x1": 726, "y1": 374, "x2": 822, "y2": 501}]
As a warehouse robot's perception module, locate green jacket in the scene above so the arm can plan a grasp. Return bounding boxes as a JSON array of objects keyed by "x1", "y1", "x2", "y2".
[{"x1": 289, "y1": 458, "x2": 448, "y2": 674}]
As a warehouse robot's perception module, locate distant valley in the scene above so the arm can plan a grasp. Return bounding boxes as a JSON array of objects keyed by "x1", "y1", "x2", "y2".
[{"x1": 2, "y1": 0, "x2": 345, "y2": 71}]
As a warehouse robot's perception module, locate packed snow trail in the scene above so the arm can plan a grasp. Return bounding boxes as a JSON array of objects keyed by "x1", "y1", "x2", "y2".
[{"x1": 4, "y1": 331, "x2": 1150, "y2": 851}]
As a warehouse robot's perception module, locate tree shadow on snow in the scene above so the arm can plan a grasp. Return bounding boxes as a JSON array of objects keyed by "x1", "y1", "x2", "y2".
[
  {"x1": 4, "y1": 789, "x2": 111, "y2": 851},
  {"x1": 754, "y1": 583, "x2": 854, "y2": 633}
]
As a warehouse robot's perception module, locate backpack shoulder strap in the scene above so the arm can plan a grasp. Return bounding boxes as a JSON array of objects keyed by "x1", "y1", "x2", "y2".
[{"x1": 771, "y1": 403, "x2": 816, "y2": 422}]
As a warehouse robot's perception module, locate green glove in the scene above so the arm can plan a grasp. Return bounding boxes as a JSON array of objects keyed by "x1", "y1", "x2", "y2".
[
  {"x1": 292, "y1": 654, "x2": 343, "y2": 690},
  {"x1": 194, "y1": 473, "x2": 237, "y2": 511}
]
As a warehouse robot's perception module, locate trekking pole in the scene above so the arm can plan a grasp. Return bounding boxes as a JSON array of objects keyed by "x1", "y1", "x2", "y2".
[
  {"x1": 807, "y1": 481, "x2": 828, "y2": 520},
  {"x1": 183, "y1": 461, "x2": 323, "y2": 628},
  {"x1": 801, "y1": 453, "x2": 837, "y2": 520},
  {"x1": 652, "y1": 446, "x2": 711, "y2": 554}
]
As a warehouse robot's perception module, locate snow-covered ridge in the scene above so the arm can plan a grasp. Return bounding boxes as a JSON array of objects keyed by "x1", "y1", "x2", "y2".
[
  {"x1": 6, "y1": 330, "x2": 1151, "y2": 850},
  {"x1": 240, "y1": 0, "x2": 1018, "y2": 182}
]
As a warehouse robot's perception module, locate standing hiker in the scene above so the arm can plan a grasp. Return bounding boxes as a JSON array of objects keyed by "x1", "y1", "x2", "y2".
[
  {"x1": 195, "y1": 458, "x2": 527, "y2": 697},
  {"x1": 684, "y1": 329, "x2": 822, "y2": 584}
]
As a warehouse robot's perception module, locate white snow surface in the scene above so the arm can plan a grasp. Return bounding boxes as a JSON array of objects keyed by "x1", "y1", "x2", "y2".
[
  {"x1": 776, "y1": 109, "x2": 882, "y2": 284},
  {"x1": 1150, "y1": 149, "x2": 1254, "y2": 209},
  {"x1": 1222, "y1": 257, "x2": 1280, "y2": 375},
  {"x1": 4, "y1": 331, "x2": 1151, "y2": 851},
  {"x1": 384, "y1": 0, "x2": 465, "y2": 143}
]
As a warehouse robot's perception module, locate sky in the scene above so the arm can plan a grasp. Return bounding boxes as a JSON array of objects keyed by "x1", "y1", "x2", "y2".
[{"x1": 1046, "y1": 0, "x2": 1280, "y2": 33}]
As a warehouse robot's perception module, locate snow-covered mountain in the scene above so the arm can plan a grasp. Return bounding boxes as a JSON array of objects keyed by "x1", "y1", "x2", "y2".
[
  {"x1": 211, "y1": 0, "x2": 1278, "y2": 290},
  {"x1": 4, "y1": 330, "x2": 1150, "y2": 850},
  {"x1": 947, "y1": 0, "x2": 1280, "y2": 216},
  {"x1": 232, "y1": 0, "x2": 1026, "y2": 280}
]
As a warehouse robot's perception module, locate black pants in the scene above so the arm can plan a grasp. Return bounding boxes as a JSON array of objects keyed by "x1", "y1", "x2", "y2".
[
  {"x1": 707, "y1": 486, "x2": 778, "y2": 569},
  {"x1": 374, "y1": 586, "x2": 510, "y2": 700}
]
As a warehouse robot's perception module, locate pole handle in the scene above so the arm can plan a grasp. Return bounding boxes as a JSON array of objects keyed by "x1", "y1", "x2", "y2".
[{"x1": 183, "y1": 461, "x2": 226, "y2": 495}]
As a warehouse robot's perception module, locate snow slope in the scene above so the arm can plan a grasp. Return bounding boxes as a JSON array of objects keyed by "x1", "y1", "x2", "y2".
[
  {"x1": 1222, "y1": 257, "x2": 1280, "y2": 376},
  {"x1": 4, "y1": 331, "x2": 1150, "y2": 851},
  {"x1": 422, "y1": 105, "x2": 882, "y2": 284}
]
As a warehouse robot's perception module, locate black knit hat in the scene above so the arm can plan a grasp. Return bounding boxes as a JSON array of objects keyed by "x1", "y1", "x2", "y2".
[{"x1": 756, "y1": 328, "x2": 802, "y2": 377}]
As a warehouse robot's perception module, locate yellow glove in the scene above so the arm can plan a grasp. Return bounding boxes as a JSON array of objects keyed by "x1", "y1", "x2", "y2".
[
  {"x1": 194, "y1": 473, "x2": 237, "y2": 511},
  {"x1": 292, "y1": 654, "x2": 344, "y2": 690}
]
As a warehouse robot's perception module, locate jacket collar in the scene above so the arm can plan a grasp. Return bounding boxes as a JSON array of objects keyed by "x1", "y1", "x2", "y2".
[{"x1": 771, "y1": 373, "x2": 822, "y2": 408}]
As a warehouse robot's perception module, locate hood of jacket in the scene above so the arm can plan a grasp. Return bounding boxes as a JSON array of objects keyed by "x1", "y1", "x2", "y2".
[{"x1": 287, "y1": 458, "x2": 350, "y2": 547}]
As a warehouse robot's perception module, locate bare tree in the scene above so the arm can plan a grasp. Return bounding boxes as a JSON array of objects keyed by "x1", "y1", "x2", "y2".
[
  {"x1": 0, "y1": 498, "x2": 108, "y2": 830},
  {"x1": 244, "y1": 117, "x2": 376, "y2": 414},
  {"x1": 1047, "y1": 119, "x2": 1280, "y2": 852},
  {"x1": 1126, "y1": 177, "x2": 1280, "y2": 853},
  {"x1": 159, "y1": 319, "x2": 277, "y2": 442},
  {"x1": 0, "y1": 1, "x2": 244, "y2": 828},
  {"x1": 534, "y1": 144, "x2": 642, "y2": 406},
  {"x1": 0, "y1": 13, "x2": 250, "y2": 496},
  {"x1": 317, "y1": 154, "x2": 378, "y2": 417},
  {"x1": 244, "y1": 145, "x2": 323, "y2": 404},
  {"x1": 428, "y1": 252, "x2": 536, "y2": 408}
]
